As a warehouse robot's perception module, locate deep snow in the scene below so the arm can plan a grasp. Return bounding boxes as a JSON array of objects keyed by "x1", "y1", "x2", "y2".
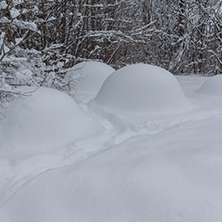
[
  {"x1": 69, "y1": 61, "x2": 114, "y2": 99},
  {"x1": 0, "y1": 64, "x2": 222, "y2": 222},
  {"x1": 94, "y1": 64, "x2": 192, "y2": 114},
  {"x1": 1, "y1": 116, "x2": 222, "y2": 222},
  {"x1": 91, "y1": 64, "x2": 194, "y2": 123},
  {"x1": 196, "y1": 74, "x2": 222, "y2": 96},
  {"x1": 0, "y1": 87, "x2": 99, "y2": 158}
]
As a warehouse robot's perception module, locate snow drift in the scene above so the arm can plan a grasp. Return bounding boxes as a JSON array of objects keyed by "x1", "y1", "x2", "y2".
[
  {"x1": 0, "y1": 87, "x2": 98, "y2": 156},
  {"x1": 196, "y1": 74, "x2": 222, "y2": 96},
  {"x1": 1, "y1": 115, "x2": 222, "y2": 222},
  {"x1": 93, "y1": 64, "x2": 193, "y2": 118},
  {"x1": 70, "y1": 61, "x2": 114, "y2": 96},
  {"x1": 1, "y1": 72, "x2": 222, "y2": 222}
]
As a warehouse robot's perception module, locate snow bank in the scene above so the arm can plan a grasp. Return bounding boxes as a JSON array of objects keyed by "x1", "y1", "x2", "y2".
[
  {"x1": 1, "y1": 73, "x2": 222, "y2": 222},
  {"x1": 70, "y1": 61, "x2": 114, "y2": 96},
  {"x1": 93, "y1": 64, "x2": 193, "y2": 119},
  {"x1": 0, "y1": 87, "x2": 98, "y2": 156},
  {"x1": 1, "y1": 116, "x2": 222, "y2": 222},
  {"x1": 196, "y1": 74, "x2": 222, "y2": 96}
]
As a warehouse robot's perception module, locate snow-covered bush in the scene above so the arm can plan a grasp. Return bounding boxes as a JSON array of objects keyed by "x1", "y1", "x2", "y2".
[
  {"x1": 93, "y1": 64, "x2": 192, "y2": 118},
  {"x1": 0, "y1": 0, "x2": 39, "y2": 106}
]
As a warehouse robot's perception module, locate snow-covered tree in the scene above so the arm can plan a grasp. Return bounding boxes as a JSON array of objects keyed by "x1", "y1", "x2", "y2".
[
  {"x1": 2, "y1": 0, "x2": 222, "y2": 108},
  {"x1": 0, "y1": 0, "x2": 39, "y2": 106}
]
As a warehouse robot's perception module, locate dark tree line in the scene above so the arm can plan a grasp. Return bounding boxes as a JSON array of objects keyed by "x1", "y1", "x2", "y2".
[
  {"x1": 1, "y1": 0, "x2": 222, "y2": 104},
  {"x1": 30, "y1": 0, "x2": 222, "y2": 74}
]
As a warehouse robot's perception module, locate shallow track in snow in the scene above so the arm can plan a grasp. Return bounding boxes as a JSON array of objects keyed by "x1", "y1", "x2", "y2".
[{"x1": 1, "y1": 105, "x2": 222, "y2": 209}]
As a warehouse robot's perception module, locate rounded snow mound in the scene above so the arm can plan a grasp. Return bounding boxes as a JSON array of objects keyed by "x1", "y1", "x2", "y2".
[
  {"x1": 70, "y1": 61, "x2": 114, "y2": 96},
  {"x1": 196, "y1": 75, "x2": 222, "y2": 96},
  {"x1": 0, "y1": 87, "x2": 98, "y2": 155},
  {"x1": 93, "y1": 64, "x2": 192, "y2": 117}
]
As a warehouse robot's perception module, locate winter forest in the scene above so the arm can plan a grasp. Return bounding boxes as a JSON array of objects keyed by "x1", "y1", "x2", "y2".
[
  {"x1": 1, "y1": 0, "x2": 222, "y2": 105},
  {"x1": 2, "y1": 1, "x2": 222, "y2": 222}
]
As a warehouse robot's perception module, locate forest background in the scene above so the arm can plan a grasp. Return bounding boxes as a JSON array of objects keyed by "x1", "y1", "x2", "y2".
[{"x1": 1, "y1": 0, "x2": 222, "y2": 105}]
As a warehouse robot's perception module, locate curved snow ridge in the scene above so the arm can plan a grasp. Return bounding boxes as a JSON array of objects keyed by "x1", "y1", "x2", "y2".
[
  {"x1": 67, "y1": 61, "x2": 114, "y2": 96},
  {"x1": 196, "y1": 74, "x2": 222, "y2": 96},
  {"x1": 0, "y1": 87, "x2": 101, "y2": 156},
  {"x1": 93, "y1": 64, "x2": 194, "y2": 117}
]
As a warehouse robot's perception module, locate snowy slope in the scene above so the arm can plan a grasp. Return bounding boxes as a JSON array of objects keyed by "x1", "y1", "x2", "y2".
[
  {"x1": 1, "y1": 115, "x2": 222, "y2": 222},
  {"x1": 89, "y1": 64, "x2": 195, "y2": 124},
  {"x1": 94, "y1": 64, "x2": 193, "y2": 114},
  {"x1": 0, "y1": 87, "x2": 100, "y2": 157},
  {"x1": 69, "y1": 61, "x2": 114, "y2": 101},
  {"x1": 196, "y1": 74, "x2": 222, "y2": 96},
  {"x1": 0, "y1": 66, "x2": 222, "y2": 222}
]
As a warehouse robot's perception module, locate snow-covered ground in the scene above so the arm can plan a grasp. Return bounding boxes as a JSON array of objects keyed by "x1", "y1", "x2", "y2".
[{"x1": 0, "y1": 63, "x2": 222, "y2": 222}]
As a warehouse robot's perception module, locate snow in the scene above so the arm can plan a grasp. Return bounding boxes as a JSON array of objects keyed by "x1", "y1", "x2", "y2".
[
  {"x1": 196, "y1": 74, "x2": 222, "y2": 96},
  {"x1": 1, "y1": 65, "x2": 222, "y2": 222},
  {"x1": 0, "y1": 1, "x2": 7, "y2": 9},
  {"x1": 10, "y1": 8, "x2": 20, "y2": 19},
  {"x1": 93, "y1": 64, "x2": 194, "y2": 121},
  {"x1": 0, "y1": 32, "x2": 10, "y2": 58},
  {"x1": 1, "y1": 116, "x2": 222, "y2": 222},
  {"x1": 0, "y1": 87, "x2": 100, "y2": 157},
  {"x1": 70, "y1": 61, "x2": 114, "y2": 98}
]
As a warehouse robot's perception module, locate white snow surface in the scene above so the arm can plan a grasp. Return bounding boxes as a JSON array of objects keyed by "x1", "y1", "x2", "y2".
[
  {"x1": 93, "y1": 64, "x2": 193, "y2": 121},
  {"x1": 0, "y1": 87, "x2": 99, "y2": 157},
  {"x1": 196, "y1": 74, "x2": 222, "y2": 96},
  {"x1": 71, "y1": 61, "x2": 114, "y2": 98},
  {"x1": 1, "y1": 66, "x2": 222, "y2": 222}
]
